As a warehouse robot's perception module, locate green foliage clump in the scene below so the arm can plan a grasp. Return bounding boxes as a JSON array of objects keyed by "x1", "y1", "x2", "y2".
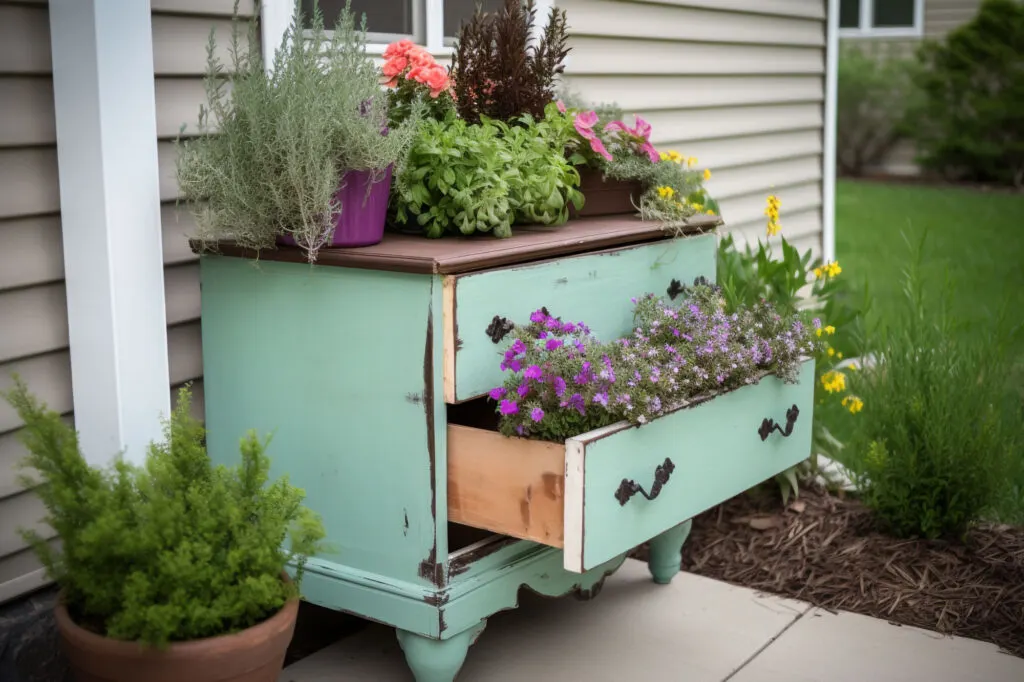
[
  {"x1": 602, "y1": 155, "x2": 719, "y2": 228},
  {"x1": 175, "y1": 1, "x2": 420, "y2": 262},
  {"x1": 492, "y1": 284, "x2": 820, "y2": 442},
  {"x1": 451, "y1": 0, "x2": 571, "y2": 124},
  {"x1": 846, "y1": 233, "x2": 1023, "y2": 539},
  {"x1": 836, "y1": 42, "x2": 918, "y2": 176},
  {"x1": 4, "y1": 381, "x2": 326, "y2": 648},
  {"x1": 392, "y1": 103, "x2": 582, "y2": 238},
  {"x1": 907, "y1": 0, "x2": 1024, "y2": 186}
]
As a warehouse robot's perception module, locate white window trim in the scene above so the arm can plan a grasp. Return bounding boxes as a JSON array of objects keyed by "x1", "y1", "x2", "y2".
[
  {"x1": 262, "y1": 0, "x2": 556, "y2": 64},
  {"x1": 838, "y1": 0, "x2": 924, "y2": 38}
]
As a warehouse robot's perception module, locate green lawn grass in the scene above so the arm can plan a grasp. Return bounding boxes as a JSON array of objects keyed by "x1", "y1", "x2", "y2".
[
  {"x1": 835, "y1": 179, "x2": 1024, "y2": 362},
  {"x1": 833, "y1": 178, "x2": 1024, "y2": 522}
]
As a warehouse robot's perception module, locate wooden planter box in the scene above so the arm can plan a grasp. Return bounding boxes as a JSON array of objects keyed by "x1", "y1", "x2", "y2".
[{"x1": 568, "y1": 167, "x2": 643, "y2": 219}]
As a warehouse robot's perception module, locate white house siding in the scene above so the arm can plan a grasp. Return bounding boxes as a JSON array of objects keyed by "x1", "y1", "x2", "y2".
[
  {"x1": 842, "y1": 0, "x2": 983, "y2": 175},
  {"x1": 0, "y1": 0, "x2": 239, "y2": 604},
  {"x1": 559, "y1": 0, "x2": 828, "y2": 258}
]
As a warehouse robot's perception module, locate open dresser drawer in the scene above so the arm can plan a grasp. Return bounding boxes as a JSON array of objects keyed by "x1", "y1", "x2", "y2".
[
  {"x1": 448, "y1": 359, "x2": 815, "y2": 573},
  {"x1": 441, "y1": 231, "x2": 717, "y2": 402}
]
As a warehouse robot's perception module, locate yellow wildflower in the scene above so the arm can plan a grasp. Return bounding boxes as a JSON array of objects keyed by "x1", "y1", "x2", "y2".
[
  {"x1": 827, "y1": 347, "x2": 835, "y2": 357},
  {"x1": 703, "y1": 168, "x2": 712, "y2": 181},
  {"x1": 706, "y1": 209, "x2": 714, "y2": 215},
  {"x1": 849, "y1": 362, "x2": 859, "y2": 371},
  {"x1": 657, "y1": 186, "x2": 675, "y2": 199},
  {"x1": 842, "y1": 395, "x2": 864, "y2": 414},
  {"x1": 660, "y1": 151, "x2": 670, "y2": 162},
  {"x1": 815, "y1": 328, "x2": 824, "y2": 338},
  {"x1": 692, "y1": 202, "x2": 704, "y2": 211},
  {"x1": 837, "y1": 352, "x2": 843, "y2": 359},
  {"x1": 814, "y1": 261, "x2": 842, "y2": 280},
  {"x1": 764, "y1": 194, "x2": 781, "y2": 236},
  {"x1": 668, "y1": 150, "x2": 682, "y2": 163},
  {"x1": 820, "y1": 370, "x2": 847, "y2": 394},
  {"x1": 825, "y1": 325, "x2": 835, "y2": 335},
  {"x1": 687, "y1": 157, "x2": 697, "y2": 168}
]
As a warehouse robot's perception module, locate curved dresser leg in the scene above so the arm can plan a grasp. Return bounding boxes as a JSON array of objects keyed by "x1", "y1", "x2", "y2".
[
  {"x1": 396, "y1": 621, "x2": 486, "y2": 682},
  {"x1": 647, "y1": 519, "x2": 693, "y2": 585}
]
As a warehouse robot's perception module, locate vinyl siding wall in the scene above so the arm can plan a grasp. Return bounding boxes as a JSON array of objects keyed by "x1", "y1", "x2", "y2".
[
  {"x1": 841, "y1": 0, "x2": 983, "y2": 175},
  {"x1": 560, "y1": 0, "x2": 828, "y2": 257},
  {"x1": 0, "y1": 0, "x2": 245, "y2": 604}
]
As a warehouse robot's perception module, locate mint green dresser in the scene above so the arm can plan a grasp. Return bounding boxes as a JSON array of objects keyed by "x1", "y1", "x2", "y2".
[{"x1": 198, "y1": 216, "x2": 814, "y2": 681}]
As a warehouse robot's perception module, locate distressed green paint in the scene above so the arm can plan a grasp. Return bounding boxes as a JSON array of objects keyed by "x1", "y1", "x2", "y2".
[
  {"x1": 199, "y1": 256, "x2": 439, "y2": 588},
  {"x1": 397, "y1": 622, "x2": 486, "y2": 682},
  {"x1": 578, "y1": 359, "x2": 816, "y2": 572},
  {"x1": 452, "y1": 233, "x2": 716, "y2": 400},
  {"x1": 647, "y1": 520, "x2": 692, "y2": 584},
  {"x1": 441, "y1": 545, "x2": 629, "y2": 639}
]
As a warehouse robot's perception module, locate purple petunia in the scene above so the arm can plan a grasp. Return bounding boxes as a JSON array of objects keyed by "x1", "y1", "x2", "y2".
[
  {"x1": 500, "y1": 399, "x2": 519, "y2": 415},
  {"x1": 511, "y1": 338, "x2": 526, "y2": 355},
  {"x1": 530, "y1": 407, "x2": 545, "y2": 422},
  {"x1": 554, "y1": 376, "x2": 567, "y2": 397},
  {"x1": 517, "y1": 382, "x2": 530, "y2": 397},
  {"x1": 524, "y1": 364, "x2": 543, "y2": 380},
  {"x1": 530, "y1": 309, "x2": 548, "y2": 324},
  {"x1": 545, "y1": 338, "x2": 564, "y2": 351},
  {"x1": 489, "y1": 386, "x2": 506, "y2": 400}
]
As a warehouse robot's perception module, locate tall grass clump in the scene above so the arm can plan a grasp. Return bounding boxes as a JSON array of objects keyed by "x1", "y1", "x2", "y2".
[
  {"x1": 175, "y1": 1, "x2": 419, "y2": 263},
  {"x1": 846, "y1": 231, "x2": 1023, "y2": 539}
]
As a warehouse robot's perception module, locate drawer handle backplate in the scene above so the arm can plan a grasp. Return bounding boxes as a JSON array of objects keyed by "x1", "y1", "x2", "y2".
[
  {"x1": 758, "y1": 404, "x2": 800, "y2": 442},
  {"x1": 614, "y1": 458, "x2": 676, "y2": 506},
  {"x1": 485, "y1": 315, "x2": 515, "y2": 344}
]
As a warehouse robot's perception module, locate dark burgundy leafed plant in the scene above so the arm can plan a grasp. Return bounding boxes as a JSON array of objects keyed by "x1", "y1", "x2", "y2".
[{"x1": 450, "y1": 0, "x2": 571, "y2": 124}]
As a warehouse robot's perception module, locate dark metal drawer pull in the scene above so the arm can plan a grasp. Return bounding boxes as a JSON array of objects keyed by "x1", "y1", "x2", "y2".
[
  {"x1": 758, "y1": 404, "x2": 800, "y2": 442},
  {"x1": 614, "y1": 458, "x2": 676, "y2": 506},
  {"x1": 485, "y1": 315, "x2": 514, "y2": 344}
]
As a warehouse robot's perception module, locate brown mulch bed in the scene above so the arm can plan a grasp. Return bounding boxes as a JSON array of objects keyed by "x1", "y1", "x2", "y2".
[{"x1": 647, "y1": 486, "x2": 1024, "y2": 657}]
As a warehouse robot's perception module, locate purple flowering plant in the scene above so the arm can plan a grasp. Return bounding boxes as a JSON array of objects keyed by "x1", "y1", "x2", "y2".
[{"x1": 491, "y1": 283, "x2": 822, "y2": 442}]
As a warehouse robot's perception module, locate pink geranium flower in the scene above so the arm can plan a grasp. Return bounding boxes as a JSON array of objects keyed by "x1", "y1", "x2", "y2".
[
  {"x1": 574, "y1": 110, "x2": 613, "y2": 161},
  {"x1": 556, "y1": 100, "x2": 567, "y2": 113},
  {"x1": 605, "y1": 114, "x2": 660, "y2": 163}
]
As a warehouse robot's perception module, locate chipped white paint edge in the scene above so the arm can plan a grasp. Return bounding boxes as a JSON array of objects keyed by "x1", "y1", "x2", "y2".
[
  {"x1": 563, "y1": 438, "x2": 586, "y2": 574},
  {"x1": 49, "y1": 0, "x2": 170, "y2": 466}
]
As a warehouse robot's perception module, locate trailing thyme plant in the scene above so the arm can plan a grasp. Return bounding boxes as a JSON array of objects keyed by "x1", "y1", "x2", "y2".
[
  {"x1": 451, "y1": 0, "x2": 571, "y2": 123},
  {"x1": 4, "y1": 381, "x2": 326, "y2": 648},
  {"x1": 175, "y1": 1, "x2": 419, "y2": 262},
  {"x1": 491, "y1": 284, "x2": 820, "y2": 442}
]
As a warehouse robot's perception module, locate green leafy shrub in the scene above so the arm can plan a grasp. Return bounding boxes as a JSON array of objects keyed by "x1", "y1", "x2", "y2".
[
  {"x1": 392, "y1": 103, "x2": 582, "y2": 237},
  {"x1": 906, "y1": 0, "x2": 1024, "y2": 186},
  {"x1": 846, "y1": 234, "x2": 1023, "y2": 539},
  {"x1": 836, "y1": 42, "x2": 918, "y2": 176},
  {"x1": 175, "y1": 1, "x2": 420, "y2": 262},
  {"x1": 715, "y1": 196, "x2": 873, "y2": 501},
  {"x1": 451, "y1": 0, "x2": 570, "y2": 124},
  {"x1": 4, "y1": 381, "x2": 326, "y2": 648}
]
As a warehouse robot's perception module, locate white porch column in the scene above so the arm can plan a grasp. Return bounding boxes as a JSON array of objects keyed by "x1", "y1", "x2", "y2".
[
  {"x1": 49, "y1": 0, "x2": 170, "y2": 466},
  {"x1": 822, "y1": 0, "x2": 840, "y2": 263}
]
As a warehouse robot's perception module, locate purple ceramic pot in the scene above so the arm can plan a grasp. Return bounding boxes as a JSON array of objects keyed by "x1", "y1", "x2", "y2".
[{"x1": 278, "y1": 165, "x2": 392, "y2": 249}]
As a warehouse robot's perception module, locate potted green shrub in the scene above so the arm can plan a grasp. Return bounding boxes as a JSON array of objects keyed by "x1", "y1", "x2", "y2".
[
  {"x1": 176, "y1": 1, "x2": 420, "y2": 262},
  {"x1": 3, "y1": 381, "x2": 326, "y2": 682}
]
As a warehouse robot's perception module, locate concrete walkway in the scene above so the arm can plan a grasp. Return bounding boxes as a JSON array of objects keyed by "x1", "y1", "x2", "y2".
[{"x1": 280, "y1": 559, "x2": 1024, "y2": 682}]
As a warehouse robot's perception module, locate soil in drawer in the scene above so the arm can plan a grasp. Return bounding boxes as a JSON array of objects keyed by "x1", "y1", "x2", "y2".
[{"x1": 447, "y1": 359, "x2": 815, "y2": 573}]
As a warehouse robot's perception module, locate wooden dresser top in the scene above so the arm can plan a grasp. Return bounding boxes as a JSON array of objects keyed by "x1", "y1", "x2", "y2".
[{"x1": 198, "y1": 214, "x2": 722, "y2": 275}]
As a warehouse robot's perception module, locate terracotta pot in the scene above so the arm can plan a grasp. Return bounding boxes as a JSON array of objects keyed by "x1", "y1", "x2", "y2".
[
  {"x1": 55, "y1": 595, "x2": 298, "y2": 682},
  {"x1": 569, "y1": 167, "x2": 643, "y2": 218}
]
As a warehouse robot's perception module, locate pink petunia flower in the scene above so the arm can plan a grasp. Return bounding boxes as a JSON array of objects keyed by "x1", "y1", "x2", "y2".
[{"x1": 556, "y1": 100, "x2": 567, "y2": 113}]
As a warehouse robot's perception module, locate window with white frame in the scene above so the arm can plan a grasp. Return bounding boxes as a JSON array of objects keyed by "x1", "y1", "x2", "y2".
[
  {"x1": 302, "y1": 0, "x2": 506, "y2": 52},
  {"x1": 838, "y1": 0, "x2": 924, "y2": 37}
]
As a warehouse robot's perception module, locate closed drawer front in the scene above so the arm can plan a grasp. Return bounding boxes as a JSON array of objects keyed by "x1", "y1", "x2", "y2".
[
  {"x1": 441, "y1": 233, "x2": 717, "y2": 403},
  {"x1": 447, "y1": 359, "x2": 815, "y2": 573}
]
